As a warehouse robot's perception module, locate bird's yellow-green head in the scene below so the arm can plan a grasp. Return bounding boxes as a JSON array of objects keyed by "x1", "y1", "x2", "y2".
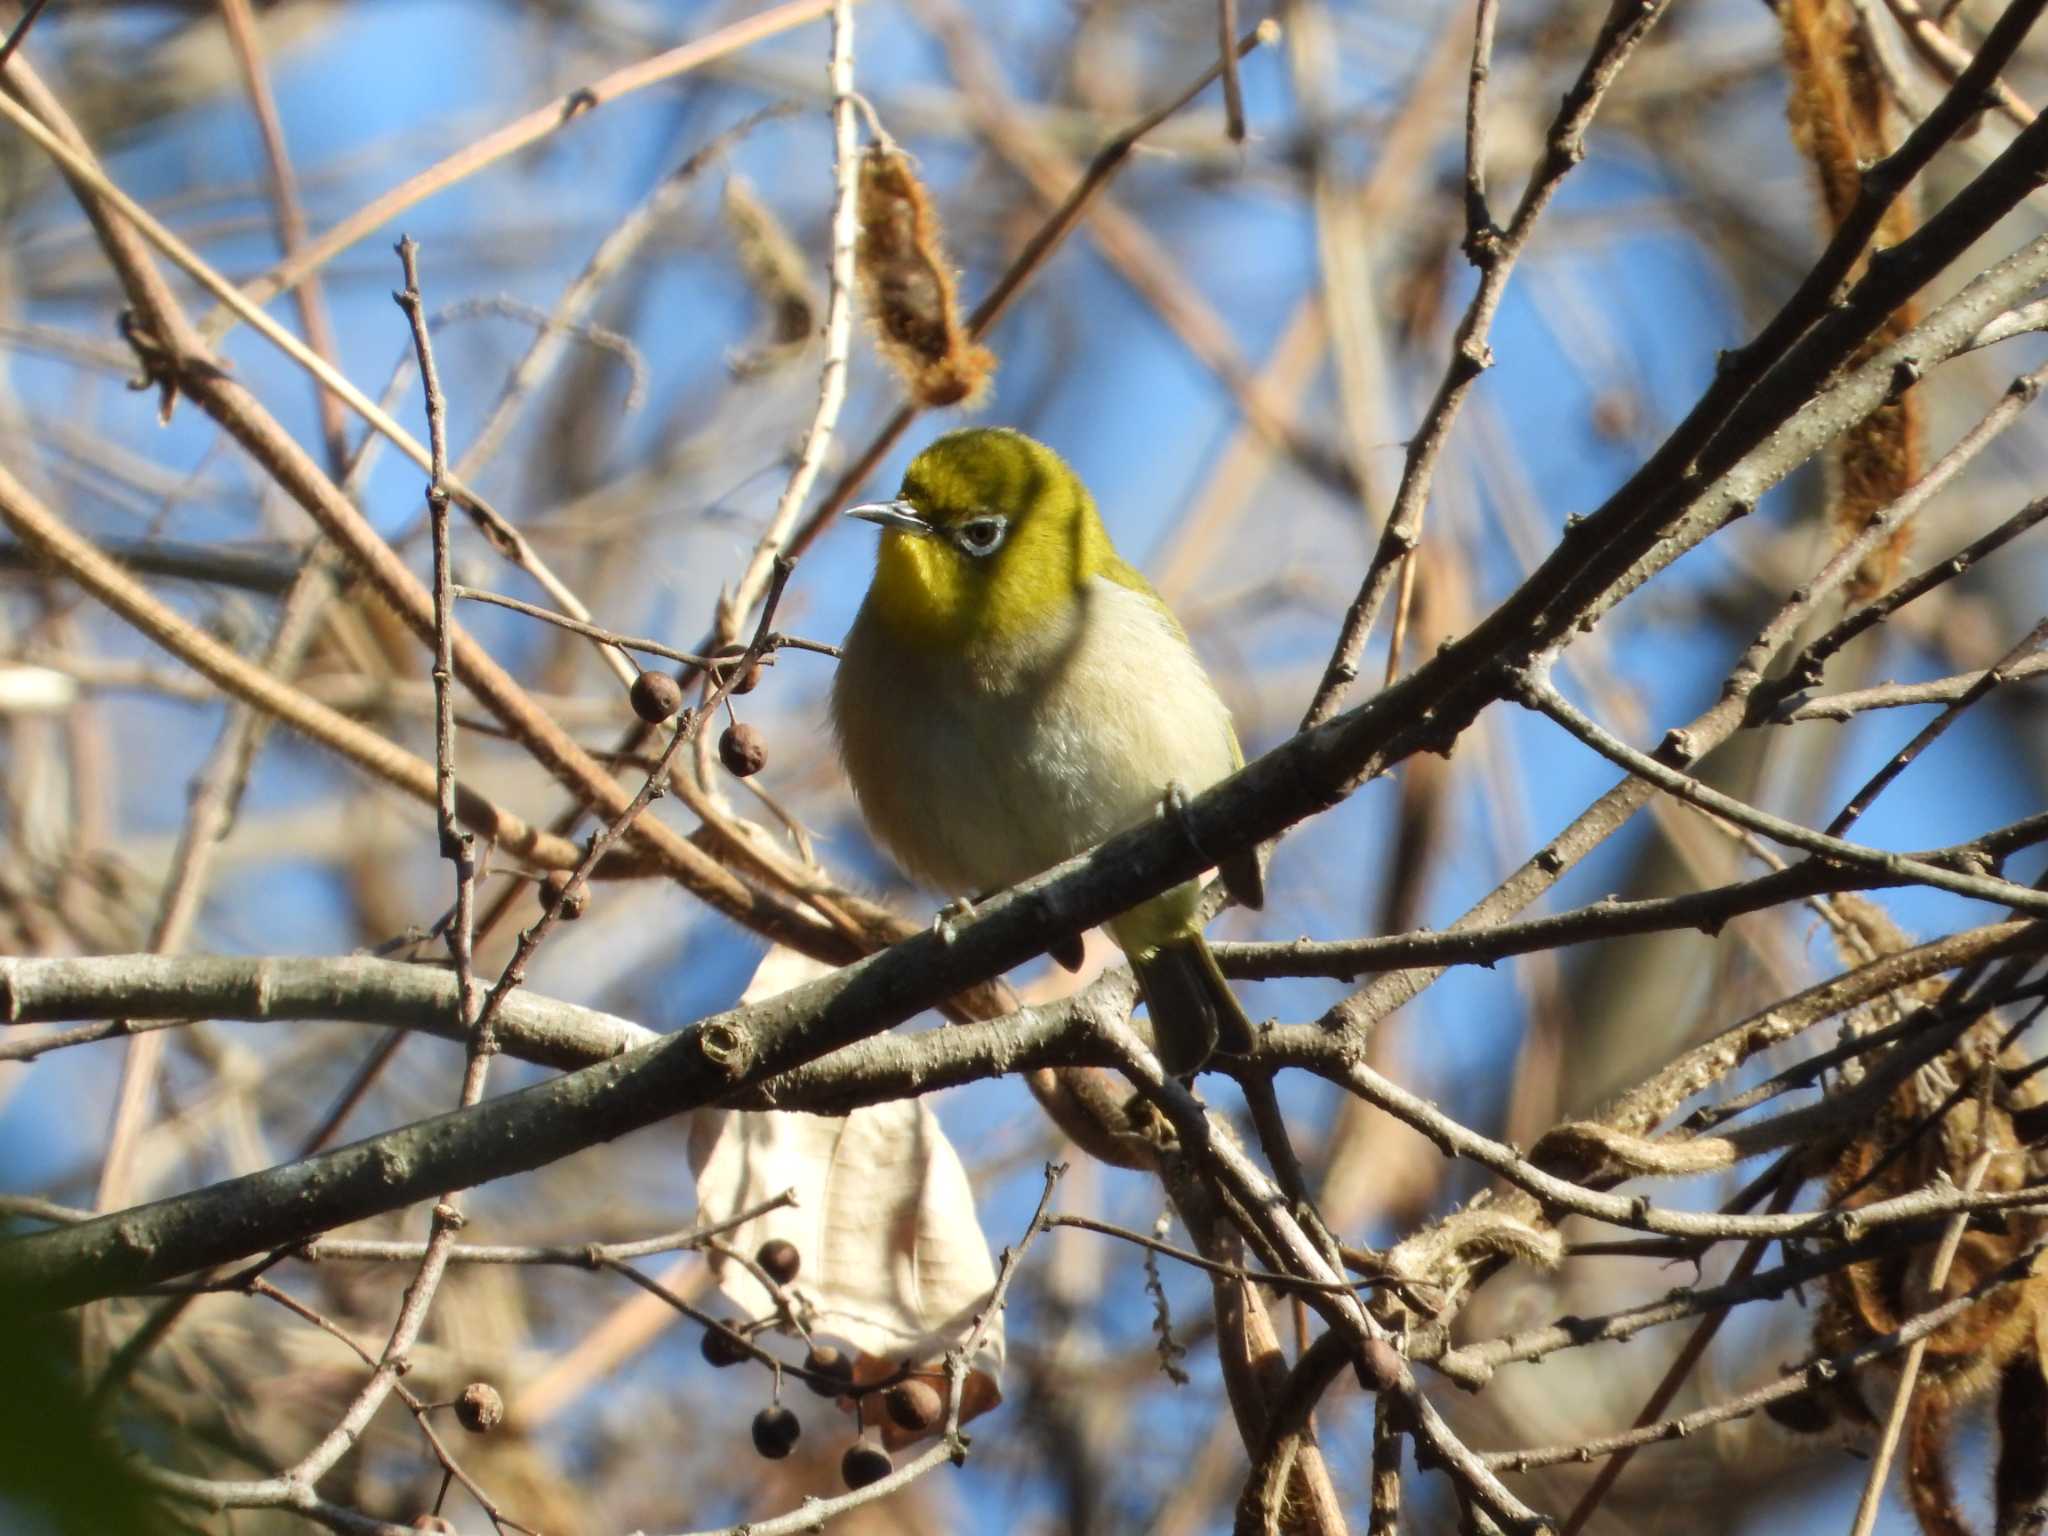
[{"x1": 847, "y1": 428, "x2": 1121, "y2": 651}]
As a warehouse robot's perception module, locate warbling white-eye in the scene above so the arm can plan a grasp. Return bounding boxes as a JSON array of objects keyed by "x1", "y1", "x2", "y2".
[{"x1": 831, "y1": 427, "x2": 1261, "y2": 1075}]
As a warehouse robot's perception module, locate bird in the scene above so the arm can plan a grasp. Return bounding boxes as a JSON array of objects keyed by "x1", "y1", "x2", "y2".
[{"x1": 830, "y1": 426, "x2": 1261, "y2": 1075}]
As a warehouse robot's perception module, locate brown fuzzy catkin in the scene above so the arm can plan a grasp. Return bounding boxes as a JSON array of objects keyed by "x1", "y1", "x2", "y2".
[
  {"x1": 1808, "y1": 1015, "x2": 2048, "y2": 1536},
  {"x1": 725, "y1": 174, "x2": 818, "y2": 351},
  {"x1": 855, "y1": 146, "x2": 995, "y2": 409},
  {"x1": 1781, "y1": 0, "x2": 1922, "y2": 599},
  {"x1": 1907, "y1": 1393, "x2": 1975, "y2": 1536},
  {"x1": 1995, "y1": 1352, "x2": 2048, "y2": 1536}
]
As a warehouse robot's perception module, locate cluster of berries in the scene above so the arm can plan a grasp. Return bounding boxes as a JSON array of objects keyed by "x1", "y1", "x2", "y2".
[{"x1": 699, "y1": 1238, "x2": 947, "y2": 1492}]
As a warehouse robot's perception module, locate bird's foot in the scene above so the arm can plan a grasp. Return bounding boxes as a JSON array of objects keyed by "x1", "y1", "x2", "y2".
[
  {"x1": 933, "y1": 895, "x2": 976, "y2": 947},
  {"x1": 1159, "y1": 779, "x2": 1212, "y2": 863}
]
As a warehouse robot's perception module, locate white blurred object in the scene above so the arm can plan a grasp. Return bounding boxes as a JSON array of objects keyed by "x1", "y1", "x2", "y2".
[
  {"x1": 0, "y1": 664, "x2": 77, "y2": 714},
  {"x1": 689, "y1": 946, "x2": 1004, "y2": 1435}
]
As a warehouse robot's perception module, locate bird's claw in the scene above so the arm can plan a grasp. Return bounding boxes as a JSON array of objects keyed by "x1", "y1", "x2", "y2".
[
  {"x1": 934, "y1": 896, "x2": 975, "y2": 947},
  {"x1": 1159, "y1": 779, "x2": 1211, "y2": 862}
]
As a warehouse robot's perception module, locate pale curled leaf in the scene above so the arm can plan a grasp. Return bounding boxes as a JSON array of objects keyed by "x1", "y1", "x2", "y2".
[{"x1": 688, "y1": 948, "x2": 1005, "y2": 1410}]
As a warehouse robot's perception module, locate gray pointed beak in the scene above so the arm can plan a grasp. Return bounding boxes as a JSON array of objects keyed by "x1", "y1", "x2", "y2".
[{"x1": 845, "y1": 499, "x2": 931, "y2": 536}]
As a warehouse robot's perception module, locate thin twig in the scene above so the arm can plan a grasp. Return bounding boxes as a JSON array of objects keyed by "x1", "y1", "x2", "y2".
[
  {"x1": 1048, "y1": 1213, "x2": 1382, "y2": 1296},
  {"x1": 0, "y1": 0, "x2": 53, "y2": 74},
  {"x1": 1516, "y1": 677, "x2": 2048, "y2": 916},
  {"x1": 455, "y1": 583, "x2": 842, "y2": 666},
  {"x1": 945, "y1": 1161, "x2": 1065, "y2": 1453},
  {"x1": 1768, "y1": 489, "x2": 2048, "y2": 710},
  {"x1": 247, "y1": 1280, "x2": 536, "y2": 1534},
  {"x1": 196, "y1": 0, "x2": 840, "y2": 343},
  {"x1": 1215, "y1": 831, "x2": 2048, "y2": 980},
  {"x1": 1780, "y1": 651, "x2": 2048, "y2": 720},
  {"x1": 217, "y1": 0, "x2": 350, "y2": 475},
  {"x1": 664, "y1": 1443, "x2": 959, "y2": 1536},
  {"x1": 286, "y1": 1191, "x2": 799, "y2": 1268},
  {"x1": 272, "y1": 238, "x2": 501, "y2": 1499},
  {"x1": 1334, "y1": 1052, "x2": 2048, "y2": 1247},
  {"x1": 1557, "y1": 1168, "x2": 1797, "y2": 1535},
  {"x1": 1301, "y1": 0, "x2": 1674, "y2": 730},
  {"x1": 1880, "y1": 0, "x2": 2038, "y2": 128},
  {"x1": 715, "y1": 0, "x2": 862, "y2": 654},
  {"x1": 1826, "y1": 614, "x2": 2048, "y2": 835},
  {"x1": 396, "y1": 237, "x2": 481, "y2": 1051},
  {"x1": 1091, "y1": 1010, "x2": 1547, "y2": 1534},
  {"x1": 1217, "y1": 0, "x2": 1246, "y2": 142},
  {"x1": 1483, "y1": 1240, "x2": 2048, "y2": 1473},
  {"x1": 1381, "y1": 0, "x2": 1501, "y2": 691},
  {"x1": 453, "y1": 584, "x2": 724, "y2": 668}
]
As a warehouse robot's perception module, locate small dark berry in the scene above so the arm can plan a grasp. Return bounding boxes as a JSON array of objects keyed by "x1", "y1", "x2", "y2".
[
  {"x1": 701, "y1": 1320, "x2": 749, "y2": 1368},
  {"x1": 629, "y1": 669, "x2": 683, "y2": 724},
  {"x1": 884, "y1": 1378, "x2": 943, "y2": 1433},
  {"x1": 454, "y1": 1382, "x2": 504, "y2": 1434},
  {"x1": 731, "y1": 659, "x2": 764, "y2": 695},
  {"x1": 719, "y1": 722, "x2": 767, "y2": 778},
  {"x1": 756, "y1": 1238, "x2": 800, "y2": 1286},
  {"x1": 752, "y1": 1404, "x2": 801, "y2": 1459},
  {"x1": 540, "y1": 871, "x2": 586, "y2": 921},
  {"x1": 841, "y1": 1438, "x2": 893, "y2": 1489},
  {"x1": 803, "y1": 1344, "x2": 855, "y2": 1397}
]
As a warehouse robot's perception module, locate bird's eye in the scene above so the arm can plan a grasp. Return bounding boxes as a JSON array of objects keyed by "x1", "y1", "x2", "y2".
[{"x1": 956, "y1": 517, "x2": 1007, "y2": 556}]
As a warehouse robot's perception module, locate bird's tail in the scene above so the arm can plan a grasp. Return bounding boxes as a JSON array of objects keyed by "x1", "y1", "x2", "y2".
[{"x1": 1132, "y1": 935, "x2": 1252, "y2": 1077}]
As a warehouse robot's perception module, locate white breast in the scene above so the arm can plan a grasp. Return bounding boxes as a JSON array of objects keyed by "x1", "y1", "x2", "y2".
[{"x1": 832, "y1": 576, "x2": 1240, "y2": 899}]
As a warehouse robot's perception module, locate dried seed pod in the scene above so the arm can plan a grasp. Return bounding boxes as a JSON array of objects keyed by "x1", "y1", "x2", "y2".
[
  {"x1": 629, "y1": 669, "x2": 683, "y2": 724},
  {"x1": 1805, "y1": 1003, "x2": 2048, "y2": 1536},
  {"x1": 701, "y1": 1320, "x2": 749, "y2": 1369},
  {"x1": 412, "y1": 1518, "x2": 457, "y2": 1533},
  {"x1": 856, "y1": 146, "x2": 995, "y2": 409},
  {"x1": 883, "y1": 1378, "x2": 943, "y2": 1434},
  {"x1": 803, "y1": 1344, "x2": 855, "y2": 1397},
  {"x1": 720, "y1": 722, "x2": 768, "y2": 778},
  {"x1": 1780, "y1": 0, "x2": 1920, "y2": 599},
  {"x1": 841, "y1": 1437, "x2": 893, "y2": 1489},
  {"x1": 1996, "y1": 1355, "x2": 2048, "y2": 1535},
  {"x1": 751, "y1": 1404, "x2": 802, "y2": 1460},
  {"x1": 756, "y1": 1238, "x2": 800, "y2": 1286},
  {"x1": 725, "y1": 173, "x2": 819, "y2": 373},
  {"x1": 540, "y1": 871, "x2": 586, "y2": 921},
  {"x1": 730, "y1": 659, "x2": 764, "y2": 695},
  {"x1": 455, "y1": 1382, "x2": 504, "y2": 1434}
]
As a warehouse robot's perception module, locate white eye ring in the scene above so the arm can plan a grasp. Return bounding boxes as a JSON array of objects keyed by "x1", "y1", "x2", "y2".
[{"x1": 955, "y1": 517, "x2": 1008, "y2": 556}]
